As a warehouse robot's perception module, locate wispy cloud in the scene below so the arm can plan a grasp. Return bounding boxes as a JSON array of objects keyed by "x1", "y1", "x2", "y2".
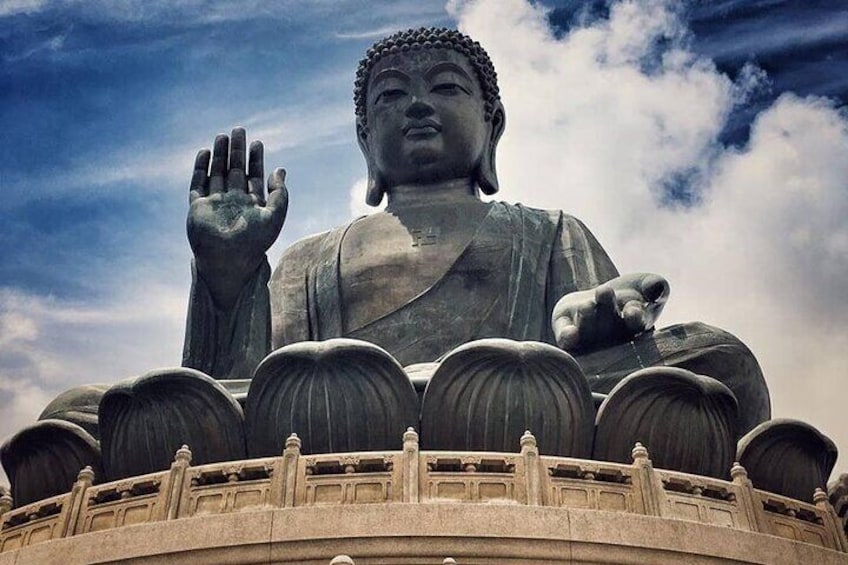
[
  {"x1": 334, "y1": 21, "x2": 440, "y2": 41},
  {"x1": 335, "y1": 25, "x2": 412, "y2": 40},
  {"x1": 693, "y1": 9, "x2": 848, "y2": 60},
  {"x1": 2, "y1": 29, "x2": 67, "y2": 62},
  {"x1": 243, "y1": 102, "x2": 353, "y2": 153},
  {"x1": 0, "y1": 0, "x2": 47, "y2": 17}
]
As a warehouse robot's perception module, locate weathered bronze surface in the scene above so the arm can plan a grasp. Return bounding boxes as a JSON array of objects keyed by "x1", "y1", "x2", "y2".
[
  {"x1": 0, "y1": 420, "x2": 101, "y2": 506},
  {"x1": 739, "y1": 419, "x2": 838, "y2": 502},
  {"x1": 420, "y1": 339, "x2": 595, "y2": 456},
  {"x1": 99, "y1": 368, "x2": 246, "y2": 480},
  {"x1": 246, "y1": 339, "x2": 418, "y2": 456},
  {"x1": 594, "y1": 367, "x2": 738, "y2": 478}
]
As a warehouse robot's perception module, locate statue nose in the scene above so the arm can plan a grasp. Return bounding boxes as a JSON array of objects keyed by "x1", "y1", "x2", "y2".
[{"x1": 405, "y1": 98, "x2": 434, "y2": 119}]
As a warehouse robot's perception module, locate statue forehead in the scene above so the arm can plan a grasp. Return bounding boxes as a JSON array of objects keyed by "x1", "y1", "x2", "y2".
[{"x1": 367, "y1": 48, "x2": 477, "y2": 85}]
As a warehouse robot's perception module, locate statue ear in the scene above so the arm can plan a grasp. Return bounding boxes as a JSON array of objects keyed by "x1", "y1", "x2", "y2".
[
  {"x1": 477, "y1": 102, "x2": 505, "y2": 196},
  {"x1": 357, "y1": 119, "x2": 386, "y2": 207}
]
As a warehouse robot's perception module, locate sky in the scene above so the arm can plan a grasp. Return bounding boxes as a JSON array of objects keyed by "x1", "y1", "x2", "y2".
[{"x1": 1, "y1": 0, "x2": 846, "y2": 487}]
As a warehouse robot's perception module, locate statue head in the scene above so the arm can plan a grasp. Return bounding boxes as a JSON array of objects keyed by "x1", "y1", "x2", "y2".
[{"x1": 354, "y1": 28, "x2": 505, "y2": 206}]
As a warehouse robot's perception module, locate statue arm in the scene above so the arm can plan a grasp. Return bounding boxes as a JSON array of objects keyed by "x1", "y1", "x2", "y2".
[
  {"x1": 182, "y1": 128, "x2": 287, "y2": 379},
  {"x1": 182, "y1": 258, "x2": 272, "y2": 379},
  {"x1": 549, "y1": 214, "x2": 670, "y2": 353}
]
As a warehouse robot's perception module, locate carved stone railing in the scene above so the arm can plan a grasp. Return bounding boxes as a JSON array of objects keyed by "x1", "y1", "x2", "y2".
[{"x1": 1, "y1": 430, "x2": 846, "y2": 555}]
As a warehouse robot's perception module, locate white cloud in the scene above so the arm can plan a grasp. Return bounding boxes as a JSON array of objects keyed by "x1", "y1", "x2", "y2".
[
  {"x1": 0, "y1": 274, "x2": 188, "y2": 439},
  {"x1": 347, "y1": 176, "x2": 374, "y2": 219},
  {"x1": 453, "y1": 0, "x2": 848, "y2": 469},
  {"x1": 0, "y1": 0, "x2": 46, "y2": 17}
]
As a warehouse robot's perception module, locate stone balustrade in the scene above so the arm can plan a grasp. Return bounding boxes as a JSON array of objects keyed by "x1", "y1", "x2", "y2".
[{"x1": 1, "y1": 430, "x2": 846, "y2": 555}]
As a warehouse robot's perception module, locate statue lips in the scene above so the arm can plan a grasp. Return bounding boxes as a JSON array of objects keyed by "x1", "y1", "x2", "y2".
[{"x1": 403, "y1": 119, "x2": 442, "y2": 139}]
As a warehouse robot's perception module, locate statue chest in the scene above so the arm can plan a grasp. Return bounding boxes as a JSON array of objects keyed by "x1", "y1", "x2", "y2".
[{"x1": 338, "y1": 203, "x2": 495, "y2": 333}]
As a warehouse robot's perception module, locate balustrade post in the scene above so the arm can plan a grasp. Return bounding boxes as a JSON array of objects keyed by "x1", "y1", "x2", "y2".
[
  {"x1": 730, "y1": 461, "x2": 768, "y2": 533},
  {"x1": 402, "y1": 427, "x2": 420, "y2": 503},
  {"x1": 630, "y1": 443, "x2": 667, "y2": 517},
  {"x1": 814, "y1": 487, "x2": 848, "y2": 552},
  {"x1": 277, "y1": 434, "x2": 301, "y2": 508},
  {"x1": 163, "y1": 445, "x2": 192, "y2": 520},
  {"x1": 63, "y1": 465, "x2": 95, "y2": 536},
  {"x1": 0, "y1": 490, "x2": 11, "y2": 541},
  {"x1": 520, "y1": 431, "x2": 542, "y2": 506},
  {"x1": 0, "y1": 490, "x2": 12, "y2": 520}
]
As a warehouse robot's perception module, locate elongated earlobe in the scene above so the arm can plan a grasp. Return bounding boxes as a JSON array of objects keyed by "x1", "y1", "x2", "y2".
[
  {"x1": 477, "y1": 103, "x2": 505, "y2": 196},
  {"x1": 357, "y1": 120, "x2": 386, "y2": 207}
]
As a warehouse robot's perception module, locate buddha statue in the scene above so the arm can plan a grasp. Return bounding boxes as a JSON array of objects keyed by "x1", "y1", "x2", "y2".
[
  {"x1": 10, "y1": 28, "x2": 835, "y2": 509},
  {"x1": 181, "y1": 28, "x2": 768, "y2": 432}
]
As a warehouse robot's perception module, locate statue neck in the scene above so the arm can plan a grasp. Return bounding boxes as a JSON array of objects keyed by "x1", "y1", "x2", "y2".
[{"x1": 386, "y1": 178, "x2": 480, "y2": 211}]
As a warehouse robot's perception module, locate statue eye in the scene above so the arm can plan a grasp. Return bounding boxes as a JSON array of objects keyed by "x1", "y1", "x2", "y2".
[
  {"x1": 432, "y1": 82, "x2": 470, "y2": 96},
  {"x1": 375, "y1": 88, "x2": 406, "y2": 104}
]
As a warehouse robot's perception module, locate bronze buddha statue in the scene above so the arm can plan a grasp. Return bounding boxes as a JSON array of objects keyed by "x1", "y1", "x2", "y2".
[{"x1": 12, "y1": 29, "x2": 833, "y2": 511}]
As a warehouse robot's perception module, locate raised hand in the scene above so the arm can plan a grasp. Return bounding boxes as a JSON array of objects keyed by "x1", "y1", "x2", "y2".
[
  {"x1": 552, "y1": 273, "x2": 670, "y2": 353},
  {"x1": 187, "y1": 127, "x2": 288, "y2": 309}
]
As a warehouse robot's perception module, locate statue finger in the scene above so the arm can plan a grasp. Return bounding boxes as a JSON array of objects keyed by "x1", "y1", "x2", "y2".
[
  {"x1": 229, "y1": 127, "x2": 246, "y2": 171},
  {"x1": 267, "y1": 168, "x2": 289, "y2": 221},
  {"x1": 594, "y1": 284, "x2": 621, "y2": 320},
  {"x1": 576, "y1": 300, "x2": 598, "y2": 345},
  {"x1": 209, "y1": 134, "x2": 229, "y2": 194},
  {"x1": 189, "y1": 149, "x2": 210, "y2": 203},
  {"x1": 227, "y1": 127, "x2": 247, "y2": 192},
  {"x1": 248, "y1": 140, "x2": 265, "y2": 203},
  {"x1": 622, "y1": 300, "x2": 647, "y2": 332},
  {"x1": 554, "y1": 320, "x2": 579, "y2": 351},
  {"x1": 268, "y1": 167, "x2": 287, "y2": 193},
  {"x1": 640, "y1": 274, "x2": 669, "y2": 304}
]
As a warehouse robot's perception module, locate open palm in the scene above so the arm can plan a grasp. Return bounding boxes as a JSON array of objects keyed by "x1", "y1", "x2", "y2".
[{"x1": 187, "y1": 127, "x2": 287, "y2": 307}]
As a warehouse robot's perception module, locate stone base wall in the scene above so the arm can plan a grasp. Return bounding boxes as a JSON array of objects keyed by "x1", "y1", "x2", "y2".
[{"x1": 1, "y1": 504, "x2": 847, "y2": 565}]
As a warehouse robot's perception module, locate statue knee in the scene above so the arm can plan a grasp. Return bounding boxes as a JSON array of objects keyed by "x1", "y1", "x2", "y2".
[{"x1": 575, "y1": 321, "x2": 770, "y2": 435}]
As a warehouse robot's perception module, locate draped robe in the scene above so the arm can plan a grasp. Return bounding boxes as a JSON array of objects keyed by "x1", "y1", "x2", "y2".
[{"x1": 268, "y1": 202, "x2": 618, "y2": 367}]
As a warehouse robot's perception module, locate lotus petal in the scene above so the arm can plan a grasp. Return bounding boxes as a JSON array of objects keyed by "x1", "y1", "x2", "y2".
[
  {"x1": 594, "y1": 367, "x2": 738, "y2": 478},
  {"x1": 828, "y1": 473, "x2": 848, "y2": 529},
  {"x1": 99, "y1": 367, "x2": 245, "y2": 480},
  {"x1": 245, "y1": 339, "x2": 419, "y2": 456},
  {"x1": 0, "y1": 420, "x2": 102, "y2": 507},
  {"x1": 39, "y1": 384, "x2": 110, "y2": 439},
  {"x1": 737, "y1": 418, "x2": 837, "y2": 502},
  {"x1": 420, "y1": 339, "x2": 594, "y2": 456}
]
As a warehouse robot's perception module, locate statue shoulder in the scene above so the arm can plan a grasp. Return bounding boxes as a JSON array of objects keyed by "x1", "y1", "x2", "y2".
[
  {"x1": 492, "y1": 200, "x2": 581, "y2": 228},
  {"x1": 270, "y1": 224, "x2": 345, "y2": 283},
  {"x1": 280, "y1": 230, "x2": 329, "y2": 263}
]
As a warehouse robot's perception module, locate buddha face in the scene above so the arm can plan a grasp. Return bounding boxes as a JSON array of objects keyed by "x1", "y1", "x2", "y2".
[{"x1": 362, "y1": 48, "x2": 491, "y2": 190}]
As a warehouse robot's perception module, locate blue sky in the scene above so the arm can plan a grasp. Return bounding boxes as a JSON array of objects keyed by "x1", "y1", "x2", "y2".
[{"x1": 1, "y1": 0, "x2": 847, "y2": 484}]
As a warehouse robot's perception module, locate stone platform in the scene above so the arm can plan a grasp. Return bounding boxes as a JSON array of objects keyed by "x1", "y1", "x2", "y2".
[{"x1": 1, "y1": 431, "x2": 846, "y2": 564}]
